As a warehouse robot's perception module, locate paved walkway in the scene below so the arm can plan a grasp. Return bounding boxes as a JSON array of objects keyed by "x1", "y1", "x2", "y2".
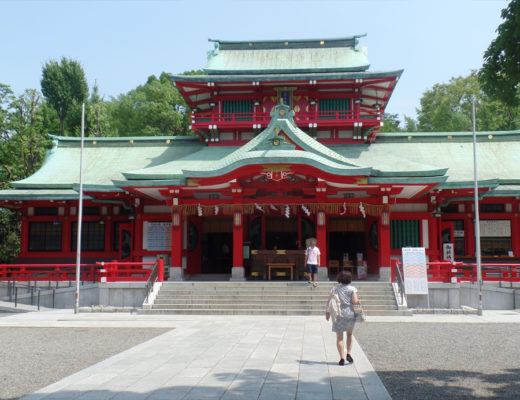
[
  {"x1": 2, "y1": 310, "x2": 519, "y2": 400},
  {"x1": 0, "y1": 311, "x2": 390, "y2": 400}
]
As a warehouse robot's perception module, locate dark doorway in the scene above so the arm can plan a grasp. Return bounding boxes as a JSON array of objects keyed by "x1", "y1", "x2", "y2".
[
  {"x1": 266, "y1": 217, "x2": 298, "y2": 250},
  {"x1": 328, "y1": 218, "x2": 366, "y2": 264},
  {"x1": 201, "y1": 218, "x2": 233, "y2": 274}
]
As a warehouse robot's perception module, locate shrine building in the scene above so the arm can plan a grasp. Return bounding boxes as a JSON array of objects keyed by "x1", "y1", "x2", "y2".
[{"x1": 1, "y1": 35, "x2": 520, "y2": 281}]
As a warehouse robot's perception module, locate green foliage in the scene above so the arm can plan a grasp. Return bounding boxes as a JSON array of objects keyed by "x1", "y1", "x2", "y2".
[
  {"x1": 41, "y1": 57, "x2": 89, "y2": 136},
  {"x1": 380, "y1": 113, "x2": 402, "y2": 132},
  {"x1": 416, "y1": 72, "x2": 520, "y2": 132},
  {"x1": 0, "y1": 84, "x2": 53, "y2": 262},
  {"x1": 108, "y1": 73, "x2": 190, "y2": 136},
  {"x1": 0, "y1": 209, "x2": 20, "y2": 263},
  {"x1": 479, "y1": 0, "x2": 520, "y2": 107}
]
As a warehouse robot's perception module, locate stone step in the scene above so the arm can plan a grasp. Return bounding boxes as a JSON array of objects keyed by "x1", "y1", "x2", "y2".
[
  {"x1": 152, "y1": 301, "x2": 397, "y2": 311},
  {"x1": 149, "y1": 280, "x2": 404, "y2": 316},
  {"x1": 154, "y1": 294, "x2": 396, "y2": 302},
  {"x1": 139, "y1": 308, "x2": 412, "y2": 316}
]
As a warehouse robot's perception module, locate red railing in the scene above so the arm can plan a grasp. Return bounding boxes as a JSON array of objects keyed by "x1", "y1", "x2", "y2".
[
  {"x1": 0, "y1": 264, "x2": 98, "y2": 282},
  {"x1": 190, "y1": 110, "x2": 382, "y2": 127},
  {"x1": 391, "y1": 259, "x2": 520, "y2": 284},
  {"x1": 0, "y1": 260, "x2": 164, "y2": 283},
  {"x1": 96, "y1": 261, "x2": 163, "y2": 282}
]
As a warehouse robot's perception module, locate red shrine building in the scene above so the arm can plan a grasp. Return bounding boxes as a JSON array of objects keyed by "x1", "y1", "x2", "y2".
[{"x1": 1, "y1": 35, "x2": 520, "y2": 281}]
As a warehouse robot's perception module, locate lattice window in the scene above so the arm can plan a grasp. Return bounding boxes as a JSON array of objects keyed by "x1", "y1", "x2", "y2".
[
  {"x1": 390, "y1": 220, "x2": 420, "y2": 249},
  {"x1": 71, "y1": 221, "x2": 105, "y2": 252},
  {"x1": 28, "y1": 222, "x2": 62, "y2": 252}
]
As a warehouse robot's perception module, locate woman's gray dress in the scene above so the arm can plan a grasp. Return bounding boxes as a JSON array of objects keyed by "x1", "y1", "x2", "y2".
[{"x1": 330, "y1": 284, "x2": 357, "y2": 332}]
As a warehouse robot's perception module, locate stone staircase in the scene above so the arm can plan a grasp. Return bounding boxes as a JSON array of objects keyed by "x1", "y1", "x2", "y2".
[{"x1": 139, "y1": 280, "x2": 411, "y2": 316}]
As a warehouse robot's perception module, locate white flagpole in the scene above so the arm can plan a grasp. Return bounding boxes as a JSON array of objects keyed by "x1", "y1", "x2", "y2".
[
  {"x1": 472, "y1": 98, "x2": 483, "y2": 316},
  {"x1": 74, "y1": 103, "x2": 85, "y2": 314}
]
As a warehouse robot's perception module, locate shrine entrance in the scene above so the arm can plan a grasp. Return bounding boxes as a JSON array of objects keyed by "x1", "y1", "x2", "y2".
[
  {"x1": 201, "y1": 217, "x2": 233, "y2": 274},
  {"x1": 328, "y1": 217, "x2": 366, "y2": 267}
]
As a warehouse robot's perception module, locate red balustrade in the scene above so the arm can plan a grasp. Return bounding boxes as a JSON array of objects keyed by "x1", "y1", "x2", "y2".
[
  {"x1": 0, "y1": 260, "x2": 165, "y2": 283},
  {"x1": 190, "y1": 110, "x2": 382, "y2": 129},
  {"x1": 391, "y1": 259, "x2": 520, "y2": 284},
  {"x1": 0, "y1": 264, "x2": 97, "y2": 282}
]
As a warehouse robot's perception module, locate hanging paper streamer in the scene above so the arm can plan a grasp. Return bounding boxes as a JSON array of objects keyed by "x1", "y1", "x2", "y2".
[
  {"x1": 197, "y1": 204, "x2": 203, "y2": 217},
  {"x1": 214, "y1": 205, "x2": 219, "y2": 215},
  {"x1": 285, "y1": 205, "x2": 290, "y2": 218},
  {"x1": 340, "y1": 202, "x2": 347, "y2": 215},
  {"x1": 270, "y1": 204, "x2": 278, "y2": 212},
  {"x1": 255, "y1": 203, "x2": 265, "y2": 213},
  {"x1": 301, "y1": 204, "x2": 311, "y2": 216},
  {"x1": 359, "y1": 202, "x2": 366, "y2": 218}
]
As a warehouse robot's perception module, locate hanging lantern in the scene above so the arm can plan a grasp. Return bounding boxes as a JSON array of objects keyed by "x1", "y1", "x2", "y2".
[
  {"x1": 317, "y1": 211, "x2": 326, "y2": 226},
  {"x1": 197, "y1": 204, "x2": 203, "y2": 217},
  {"x1": 285, "y1": 205, "x2": 290, "y2": 219},
  {"x1": 234, "y1": 211, "x2": 242, "y2": 227}
]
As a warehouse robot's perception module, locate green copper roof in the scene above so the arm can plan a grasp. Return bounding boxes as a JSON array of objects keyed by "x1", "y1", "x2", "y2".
[
  {"x1": 204, "y1": 36, "x2": 369, "y2": 75},
  {"x1": 11, "y1": 135, "x2": 203, "y2": 190},
  {"x1": 171, "y1": 70, "x2": 402, "y2": 83},
  {"x1": 2, "y1": 120, "x2": 520, "y2": 202},
  {"x1": 0, "y1": 189, "x2": 91, "y2": 201}
]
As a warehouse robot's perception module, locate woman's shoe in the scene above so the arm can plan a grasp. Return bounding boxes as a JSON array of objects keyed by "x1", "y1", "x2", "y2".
[
  {"x1": 346, "y1": 354, "x2": 354, "y2": 363},
  {"x1": 339, "y1": 359, "x2": 345, "y2": 366}
]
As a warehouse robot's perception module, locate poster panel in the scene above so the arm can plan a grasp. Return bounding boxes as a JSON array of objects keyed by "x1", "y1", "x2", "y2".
[
  {"x1": 143, "y1": 221, "x2": 172, "y2": 251},
  {"x1": 402, "y1": 247, "x2": 428, "y2": 295}
]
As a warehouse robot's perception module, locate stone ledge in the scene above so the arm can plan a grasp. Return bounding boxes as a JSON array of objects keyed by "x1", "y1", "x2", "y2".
[
  {"x1": 79, "y1": 305, "x2": 138, "y2": 313},
  {"x1": 412, "y1": 307, "x2": 478, "y2": 315}
]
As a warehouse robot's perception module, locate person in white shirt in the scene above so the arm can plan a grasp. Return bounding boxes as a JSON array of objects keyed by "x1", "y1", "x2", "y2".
[{"x1": 305, "y1": 240, "x2": 320, "y2": 287}]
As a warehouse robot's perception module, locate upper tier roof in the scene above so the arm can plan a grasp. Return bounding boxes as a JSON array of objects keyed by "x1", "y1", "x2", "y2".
[{"x1": 204, "y1": 36, "x2": 370, "y2": 75}]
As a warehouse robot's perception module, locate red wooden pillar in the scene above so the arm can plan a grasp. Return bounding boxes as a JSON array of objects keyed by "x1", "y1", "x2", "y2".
[
  {"x1": 231, "y1": 209, "x2": 245, "y2": 280},
  {"x1": 512, "y1": 212, "x2": 520, "y2": 257},
  {"x1": 378, "y1": 211, "x2": 391, "y2": 280},
  {"x1": 316, "y1": 210, "x2": 328, "y2": 280},
  {"x1": 466, "y1": 214, "x2": 475, "y2": 257},
  {"x1": 428, "y1": 216, "x2": 439, "y2": 260},
  {"x1": 170, "y1": 210, "x2": 183, "y2": 280}
]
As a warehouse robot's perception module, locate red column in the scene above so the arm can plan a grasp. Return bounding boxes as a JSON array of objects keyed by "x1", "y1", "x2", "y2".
[
  {"x1": 233, "y1": 211, "x2": 243, "y2": 268},
  {"x1": 428, "y1": 216, "x2": 440, "y2": 260},
  {"x1": 231, "y1": 209, "x2": 245, "y2": 280},
  {"x1": 466, "y1": 214, "x2": 475, "y2": 257},
  {"x1": 378, "y1": 213, "x2": 391, "y2": 280},
  {"x1": 512, "y1": 212, "x2": 520, "y2": 257},
  {"x1": 170, "y1": 210, "x2": 183, "y2": 280},
  {"x1": 316, "y1": 211, "x2": 327, "y2": 266}
]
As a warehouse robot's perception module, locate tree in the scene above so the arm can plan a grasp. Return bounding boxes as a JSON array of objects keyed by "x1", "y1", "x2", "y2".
[
  {"x1": 41, "y1": 57, "x2": 89, "y2": 136},
  {"x1": 87, "y1": 84, "x2": 111, "y2": 137},
  {"x1": 416, "y1": 72, "x2": 520, "y2": 132},
  {"x1": 380, "y1": 113, "x2": 402, "y2": 132},
  {"x1": 0, "y1": 86, "x2": 52, "y2": 263},
  {"x1": 108, "y1": 73, "x2": 190, "y2": 136},
  {"x1": 479, "y1": 0, "x2": 520, "y2": 108}
]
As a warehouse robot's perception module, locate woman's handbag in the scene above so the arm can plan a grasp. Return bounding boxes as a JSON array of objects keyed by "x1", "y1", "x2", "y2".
[
  {"x1": 354, "y1": 302, "x2": 366, "y2": 322},
  {"x1": 329, "y1": 293, "x2": 341, "y2": 323}
]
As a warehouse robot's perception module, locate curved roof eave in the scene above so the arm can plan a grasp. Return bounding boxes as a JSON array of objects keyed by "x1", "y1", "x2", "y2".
[
  {"x1": 182, "y1": 155, "x2": 372, "y2": 179},
  {"x1": 171, "y1": 70, "x2": 403, "y2": 83}
]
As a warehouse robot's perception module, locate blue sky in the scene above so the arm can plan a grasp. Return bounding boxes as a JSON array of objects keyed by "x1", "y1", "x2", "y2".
[{"x1": 0, "y1": 0, "x2": 509, "y2": 121}]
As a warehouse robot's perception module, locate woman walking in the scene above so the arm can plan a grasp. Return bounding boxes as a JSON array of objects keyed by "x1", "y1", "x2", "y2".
[{"x1": 326, "y1": 270, "x2": 359, "y2": 365}]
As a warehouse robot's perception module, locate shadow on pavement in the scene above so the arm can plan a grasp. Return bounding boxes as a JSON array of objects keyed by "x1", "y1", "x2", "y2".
[
  {"x1": 21, "y1": 368, "x2": 360, "y2": 400},
  {"x1": 378, "y1": 368, "x2": 520, "y2": 399}
]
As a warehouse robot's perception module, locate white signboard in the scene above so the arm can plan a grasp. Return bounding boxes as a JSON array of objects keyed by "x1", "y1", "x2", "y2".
[
  {"x1": 480, "y1": 220, "x2": 511, "y2": 237},
  {"x1": 143, "y1": 221, "x2": 172, "y2": 251},
  {"x1": 443, "y1": 243, "x2": 454, "y2": 263},
  {"x1": 402, "y1": 247, "x2": 429, "y2": 295}
]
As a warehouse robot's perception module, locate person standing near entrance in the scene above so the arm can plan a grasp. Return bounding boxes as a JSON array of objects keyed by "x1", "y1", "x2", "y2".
[
  {"x1": 305, "y1": 239, "x2": 320, "y2": 287},
  {"x1": 326, "y1": 271, "x2": 359, "y2": 365}
]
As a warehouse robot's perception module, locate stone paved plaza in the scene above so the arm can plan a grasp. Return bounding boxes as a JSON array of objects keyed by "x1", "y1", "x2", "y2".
[{"x1": 1, "y1": 308, "x2": 519, "y2": 400}]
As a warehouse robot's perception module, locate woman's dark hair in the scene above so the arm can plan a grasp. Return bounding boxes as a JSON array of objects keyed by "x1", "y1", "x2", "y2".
[{"x1": 337, "y1": 270, "x2": 352, "y2": 285}]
